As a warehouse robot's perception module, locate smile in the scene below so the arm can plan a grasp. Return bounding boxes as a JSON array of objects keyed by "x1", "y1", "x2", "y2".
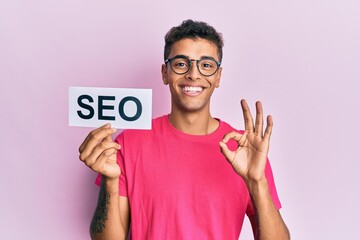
[{"x1": 181, "y1": 86, "x2": 204, "y2": 94}]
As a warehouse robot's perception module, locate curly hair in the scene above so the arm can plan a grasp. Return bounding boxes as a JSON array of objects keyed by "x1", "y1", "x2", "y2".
[{"x1": 164, "y1": 19, "x2": 224, "y2": 62}]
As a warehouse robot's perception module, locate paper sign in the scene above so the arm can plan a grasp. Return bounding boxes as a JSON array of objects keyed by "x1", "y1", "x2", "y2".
[{"x1": 69, "y1": 87, "x2": 152, "y2": 129}]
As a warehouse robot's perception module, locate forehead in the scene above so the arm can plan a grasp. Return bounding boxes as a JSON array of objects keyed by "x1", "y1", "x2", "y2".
[{"x1": 169, "y1": 38, "x2": 219, "y2": 60}]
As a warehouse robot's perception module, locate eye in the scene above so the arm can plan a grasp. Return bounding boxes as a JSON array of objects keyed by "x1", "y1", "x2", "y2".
[
  {"x1": 176, "y1": 62, "x2": 186, "y2": 67},
  {"x1": 201, "y1": 61, "x2": 215, "y2": 69},
  {"x1": 172, "y1": 59, "x2": 189, "y2": 69}
]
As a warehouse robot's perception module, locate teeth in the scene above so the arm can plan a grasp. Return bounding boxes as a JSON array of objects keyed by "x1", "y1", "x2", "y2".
[{"x1": 183, "y1": 86, "x2": 203, "y2": 92}]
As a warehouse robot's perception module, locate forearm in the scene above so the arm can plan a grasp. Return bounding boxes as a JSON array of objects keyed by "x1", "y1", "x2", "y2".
[
  {"x1": 247, "y1": 179, "x2": 290, "y2": 240},
  {"x1": 90, "y1": 176, "x2": 127, "y2": 240}
]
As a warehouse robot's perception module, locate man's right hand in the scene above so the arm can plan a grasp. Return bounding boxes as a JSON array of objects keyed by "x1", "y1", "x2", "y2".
[{"x1": 78, "y1": 124, "x2": 121, "y2": 179}]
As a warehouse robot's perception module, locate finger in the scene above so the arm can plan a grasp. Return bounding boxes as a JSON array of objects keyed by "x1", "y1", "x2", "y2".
[
  {"x1": 79, "y1": 124, "x2": 116, "y2": 153},
  {"x1": 254, "y1": 101, "x2": 264, "y2": 136},
  {"x1": 79, "y1": 127, "x2": 117, "y2": 161},
  {"x1": 82, "y1": 141, "x2": 120, "y2": 165},
  {"x1": 83, "y1": 146, "x2": 119, "y2": 169},
  {"x1": 241, "y1": 99, "x2": 254, "y2": 133},
  {"x1": 79, "y1": 123, "x2": 111, "y2": 153},
  {"x1": 90, "y1": 148, "x2": 118, "y2": 173},
  {"x1": 103, "y1": 133, "x2": 114, "y2": 143},
  {"x1": 222, "y1": 131, "x2": 243, "y2": 143},
  {"x1": 219, "y1": 141, "x2": 235, "y2": 163},
  {"x1": 263, "y1": 115, "x2": 273, "y2": 141}
]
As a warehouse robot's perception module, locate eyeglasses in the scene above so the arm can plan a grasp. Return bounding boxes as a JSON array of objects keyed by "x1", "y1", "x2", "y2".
[{"x1": 165, "y1": 55, "x2": 221, "y2": 77}]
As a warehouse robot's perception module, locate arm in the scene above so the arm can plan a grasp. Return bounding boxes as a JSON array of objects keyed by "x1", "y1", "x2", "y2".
[
  {"x1": 248, "y1": 181, "x2": 289, "y2": 240},
  {"x1": 220, "y1": 100, "x2": 290, "y2": 240},
  {"x1": 249, "y1": 215, "x2": 260, "y2": 239},
  {"x1": 78, "y1": 124, "x2": 130, "y2": 240},
  {"x1": 90, "y1": 177, "x2": 130, "y2": 240}
]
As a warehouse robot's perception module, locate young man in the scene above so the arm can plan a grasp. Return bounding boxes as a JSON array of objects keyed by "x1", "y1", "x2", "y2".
[{"x1": 79, "y1": 20, "x2": 290, "y2": 240}]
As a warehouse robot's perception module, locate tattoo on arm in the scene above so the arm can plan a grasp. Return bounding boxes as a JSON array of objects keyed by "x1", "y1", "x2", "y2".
[{"x1": 90, "y1": 178, "x2": 110, "y2": 235}]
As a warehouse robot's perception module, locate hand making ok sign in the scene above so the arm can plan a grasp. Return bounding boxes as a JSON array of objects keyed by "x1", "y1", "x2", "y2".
[{"x1": 219, "y1": 99, "x2": 273, "y2": 183}]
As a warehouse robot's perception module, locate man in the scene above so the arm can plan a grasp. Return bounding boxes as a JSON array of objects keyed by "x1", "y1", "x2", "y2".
[{"x1": 79, "y1": 20, "x2": 290, "y2": 240}]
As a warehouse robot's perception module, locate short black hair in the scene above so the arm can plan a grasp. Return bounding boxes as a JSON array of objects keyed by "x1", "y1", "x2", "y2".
[{"x1": 164, "y1": 19, "x2": 224, "y2": 62}]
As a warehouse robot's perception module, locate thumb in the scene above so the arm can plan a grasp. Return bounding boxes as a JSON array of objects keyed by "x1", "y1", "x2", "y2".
[{"x1": 219, "y1": 141, "x2": 234, "y2": 162}]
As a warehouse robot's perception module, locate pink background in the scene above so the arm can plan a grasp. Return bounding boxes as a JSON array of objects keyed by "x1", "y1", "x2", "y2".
[{"x1": 1, "y1": 0, "x2": 359, "y2": 239}]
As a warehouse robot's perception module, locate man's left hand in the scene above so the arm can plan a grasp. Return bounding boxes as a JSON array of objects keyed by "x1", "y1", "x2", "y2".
[{"x1": 219, "y1": 99, "x2": 273, "y2": 183}]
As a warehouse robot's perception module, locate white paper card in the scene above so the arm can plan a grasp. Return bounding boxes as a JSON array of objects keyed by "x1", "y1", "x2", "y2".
[{"x1": 69, "y1": 87, "x2": 152, "y2": 129}]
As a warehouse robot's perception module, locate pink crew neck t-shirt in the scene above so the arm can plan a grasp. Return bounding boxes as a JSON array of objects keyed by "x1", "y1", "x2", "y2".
[{"x1": 96, "y1": 115, "x2": 281, "y2": 239}]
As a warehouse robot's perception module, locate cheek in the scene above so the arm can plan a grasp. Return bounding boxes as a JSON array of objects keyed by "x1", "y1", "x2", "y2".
[
  {"x1": 168, "y1": 74, "x2": 183, "y2": 85},
  {"x1": 206, "y1": 77, "x2": 220, "y2": 88},
  {"x1": 211, "y1": 74, "x2": 221, "y2": 88}
]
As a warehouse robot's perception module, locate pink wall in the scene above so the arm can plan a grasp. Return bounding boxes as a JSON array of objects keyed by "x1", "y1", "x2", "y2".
[{"x1": 1, "y1": 0, "x2": 359, "y2": 239}]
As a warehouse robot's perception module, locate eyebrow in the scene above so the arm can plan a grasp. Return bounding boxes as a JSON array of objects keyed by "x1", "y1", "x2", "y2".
[
  {"x1": 171, "y1": 54, "x2": 189, "y2": 59},
  {"x1": 199, "y1": 56, "x2": 217, "y2": 61},
  {"x1": 171, "y1": 55, "x2": 218, "y2": 61}
]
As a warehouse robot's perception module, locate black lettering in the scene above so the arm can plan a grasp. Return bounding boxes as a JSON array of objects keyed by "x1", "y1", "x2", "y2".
[
  {"x1": 119, "y1": 96, "x2": 142, "y2": 121},
  {"x1": 98, "y1": 96, "x2": 115, "y2": 120},
  {"x1": 77, "y1": 95, "x2": 94, "y2": 119}
]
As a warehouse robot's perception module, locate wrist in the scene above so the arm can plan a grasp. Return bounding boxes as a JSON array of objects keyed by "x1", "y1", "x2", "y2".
[
  {"x1": 245, "y1": 177, "x2": 269, "y2": 200},
  {"x1": 101, "y1": 175, "x2": 119, "y2": 194}
]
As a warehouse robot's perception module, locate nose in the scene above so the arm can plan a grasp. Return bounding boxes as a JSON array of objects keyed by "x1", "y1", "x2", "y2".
[{"x1": 185, "y1": 60, "x2": 201, "y2": 81}]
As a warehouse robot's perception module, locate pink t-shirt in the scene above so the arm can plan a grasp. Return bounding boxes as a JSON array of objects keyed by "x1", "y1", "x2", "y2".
[{"x1": 96, "y1": 115, "x2": 281, "y2": 239}]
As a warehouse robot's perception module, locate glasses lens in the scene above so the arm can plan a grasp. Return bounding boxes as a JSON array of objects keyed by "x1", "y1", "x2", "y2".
[
  {"x1": 170, "y1": 58, "x2": 190, "y2": 74},
  {"x1": 198, "y1": 59, "x2": 218, "y2": 76}
]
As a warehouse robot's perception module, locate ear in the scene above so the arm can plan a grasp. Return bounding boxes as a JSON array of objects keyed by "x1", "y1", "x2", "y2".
[
  {"x1": 161, "y1": 64, "x2": 169, "y2": 85},
  {"x1": 214, "y1": 67, "x2": 222, "y2": 88}
]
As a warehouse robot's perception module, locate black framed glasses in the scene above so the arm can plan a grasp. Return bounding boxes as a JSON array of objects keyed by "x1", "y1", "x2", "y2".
[{"x1": 165, "y1": 55, "x2": 221, "y2": 77}]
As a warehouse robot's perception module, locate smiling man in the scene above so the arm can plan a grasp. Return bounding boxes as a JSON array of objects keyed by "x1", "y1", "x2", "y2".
[
  {"x1": 79, "y1": 20, "x2": 290, "y2": 240},
  {"x1": 163, "y1": 37, "x2": 222, "y2": 134}
]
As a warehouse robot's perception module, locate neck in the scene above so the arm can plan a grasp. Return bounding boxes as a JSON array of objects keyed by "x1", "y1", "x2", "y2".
[{"x1": 168, "y1": 109, "x2": 219, "y2": 135}]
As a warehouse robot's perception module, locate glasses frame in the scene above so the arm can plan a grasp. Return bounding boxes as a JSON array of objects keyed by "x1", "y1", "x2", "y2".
[{"x1": 165, "y1": 55, "x2": 221, "y2": 77}]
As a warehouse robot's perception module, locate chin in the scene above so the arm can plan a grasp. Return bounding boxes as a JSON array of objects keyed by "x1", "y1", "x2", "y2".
[
  {"x1": 172, "y1": 95, "x2": 210, "y2": 113},
  {"x1": 178, "y1": 102, "x2": 208, "y2": 113}
]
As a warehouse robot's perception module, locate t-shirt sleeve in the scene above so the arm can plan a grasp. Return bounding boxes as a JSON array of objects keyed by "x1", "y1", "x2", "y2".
[
  {"x1": 245, "y1": 158, "x2": 282, "y2": 216},
  {"x1": 94, "y1": 132, "x2": 128, "y2": 197}
]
